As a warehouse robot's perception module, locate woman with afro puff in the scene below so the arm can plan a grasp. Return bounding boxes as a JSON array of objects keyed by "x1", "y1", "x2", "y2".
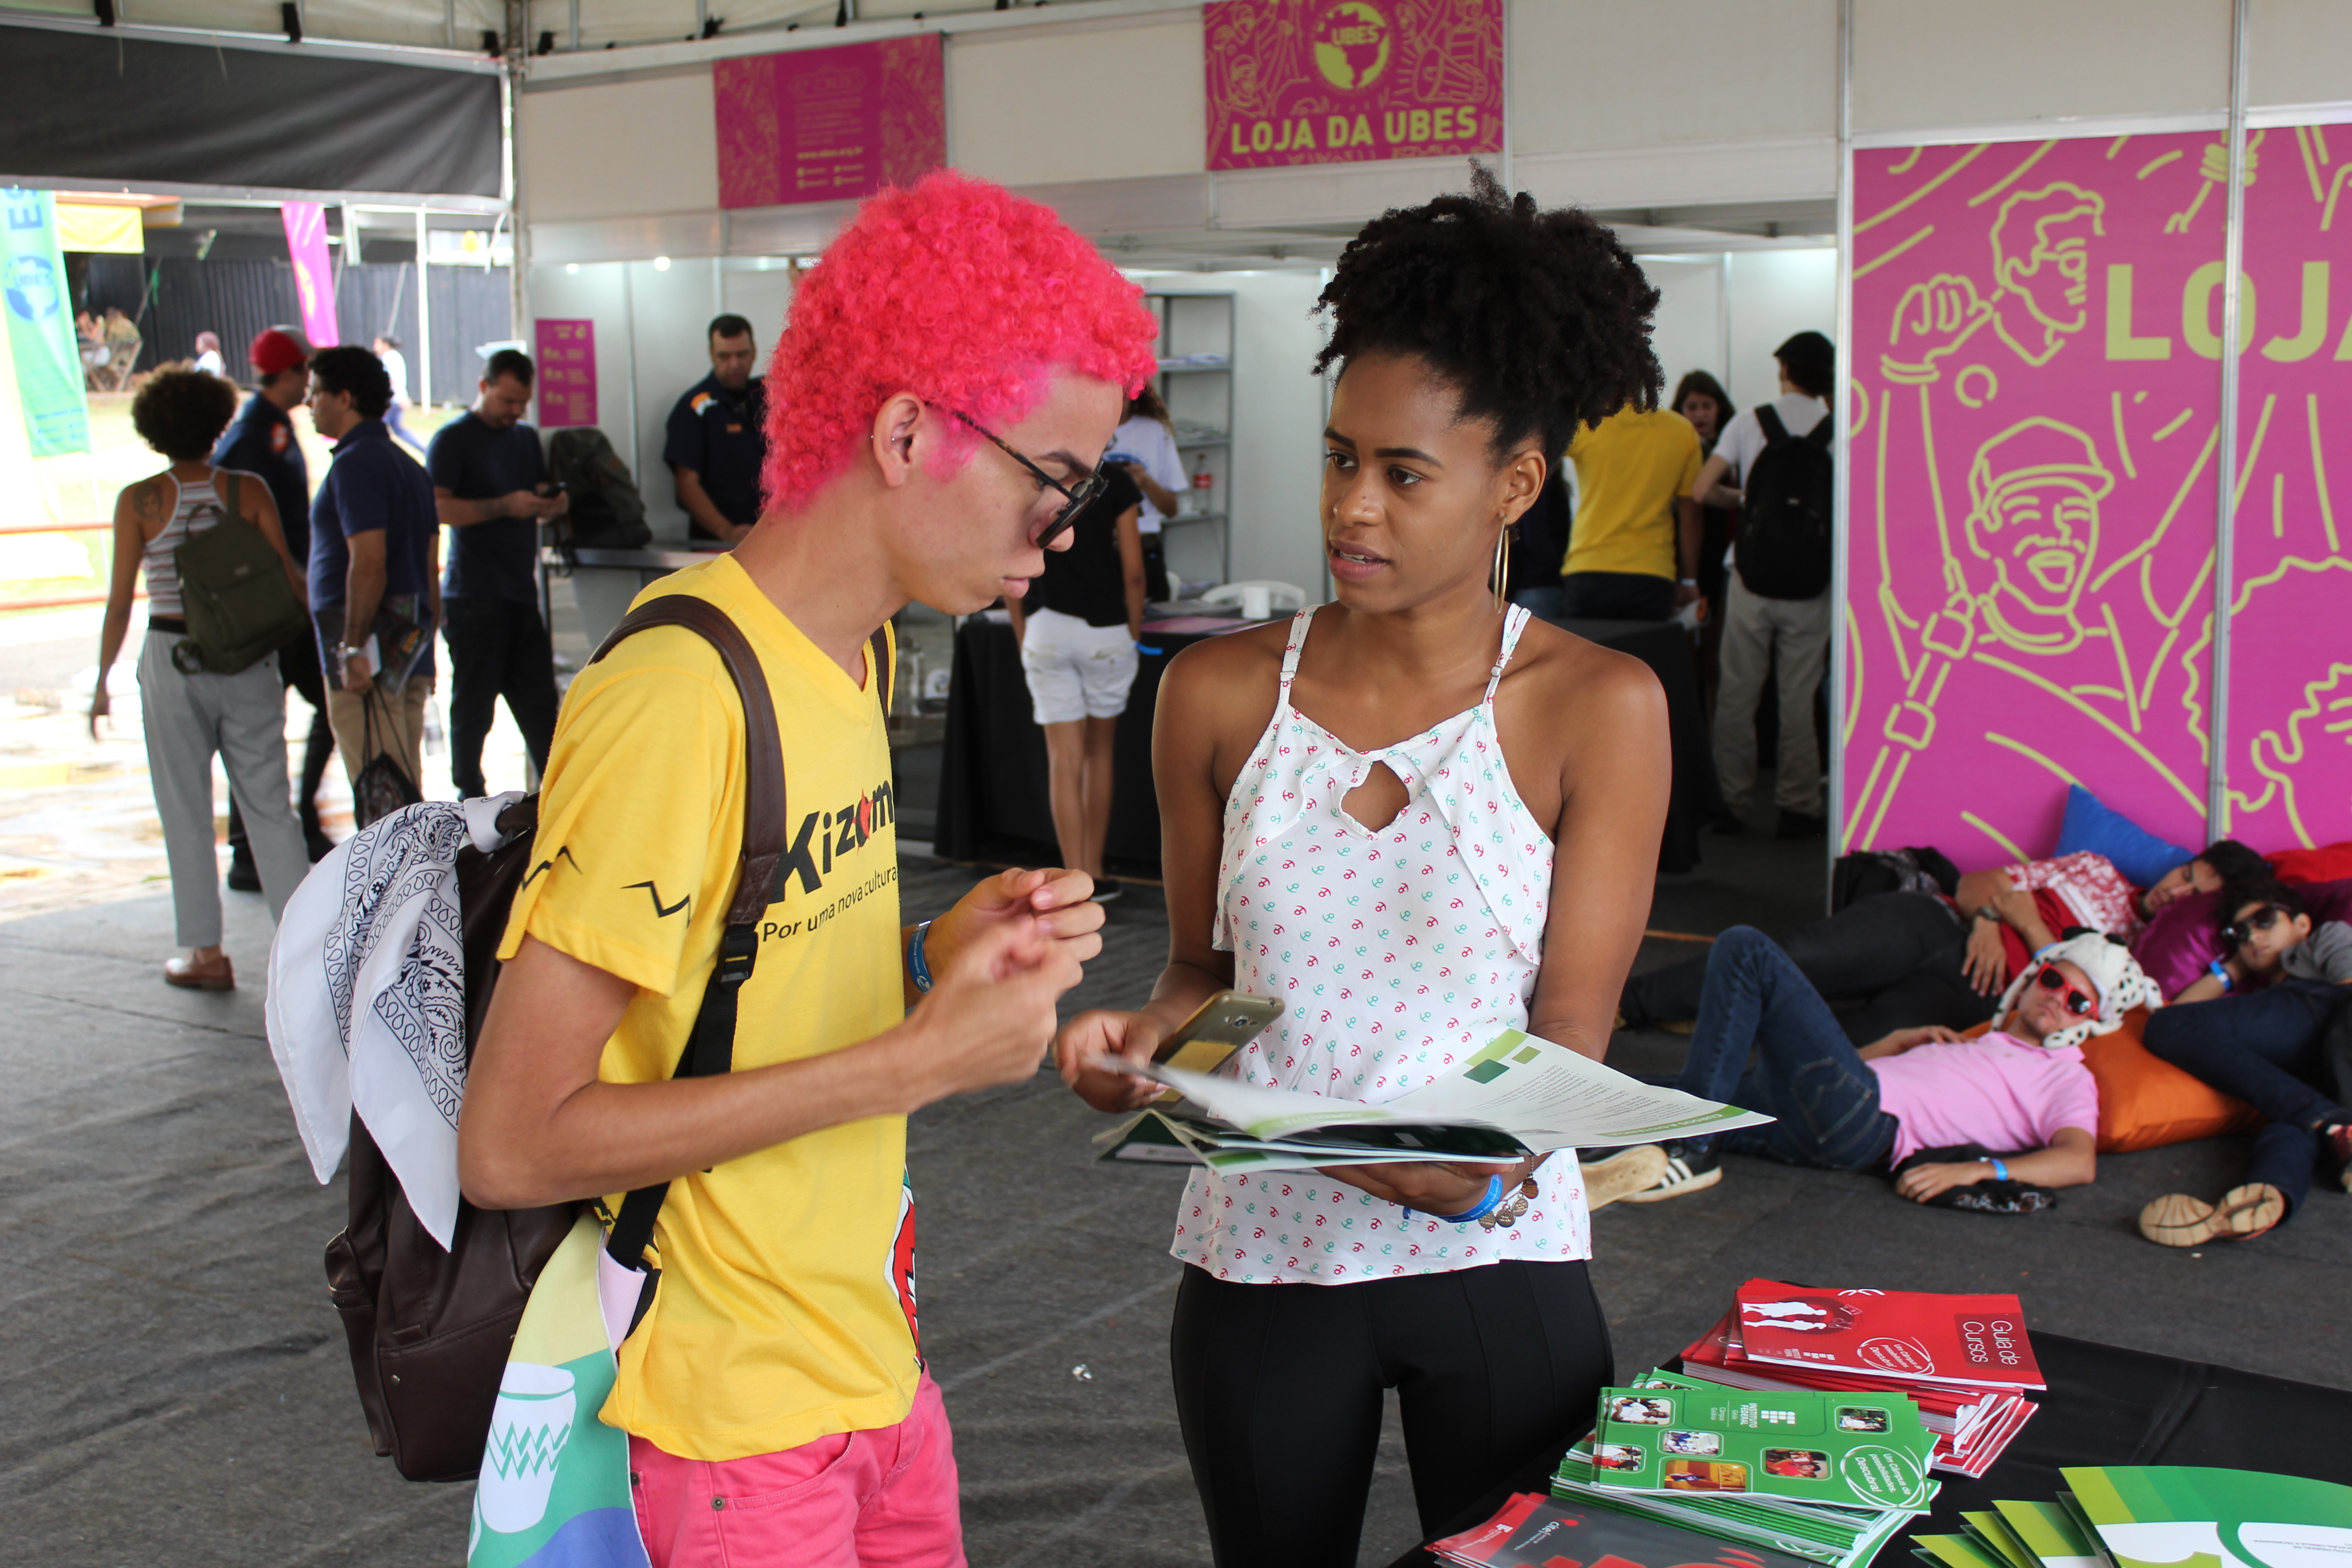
[
  {"x1": 460, "y1": 172, "x2": 1155, "y2": 1565},
  {"x1": 1060, "y1": 168, "x2": 1676, "y2": 1563}
]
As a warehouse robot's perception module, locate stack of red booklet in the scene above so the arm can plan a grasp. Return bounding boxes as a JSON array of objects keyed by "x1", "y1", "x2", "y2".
[{"x1": 1675, "y1": 1279, "x2": 2043, "y2": 1479}]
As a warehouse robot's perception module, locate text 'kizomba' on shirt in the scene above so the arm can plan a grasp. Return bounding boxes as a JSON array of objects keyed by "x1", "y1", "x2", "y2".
[{"x1": 499, "y1": 554, "x2": 912, "y2": 1462}]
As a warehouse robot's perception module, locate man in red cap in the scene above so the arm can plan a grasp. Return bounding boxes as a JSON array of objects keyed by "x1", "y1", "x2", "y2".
[{"x1": 212, "y1": 327, "x2": 335, "y2": 873}]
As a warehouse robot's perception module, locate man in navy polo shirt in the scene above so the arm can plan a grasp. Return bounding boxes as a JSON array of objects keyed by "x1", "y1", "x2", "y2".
[
  {"x1": 305, "y1": 346, "x2": 440, "y2": 808},
  {"x1": 663, "y1": 313, "x2": 769, "y2": 544},
  {"x1": 215, "y1": 328, "x2": 335, "y2": 873},
  {"x1": 426, "y1": 348, "x2": 566, "y2": 798}
]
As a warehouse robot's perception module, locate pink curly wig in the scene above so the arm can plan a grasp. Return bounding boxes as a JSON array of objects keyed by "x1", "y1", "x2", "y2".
[{"x1": 762, "y1": 170, "x2": 1162, "y2": 512}]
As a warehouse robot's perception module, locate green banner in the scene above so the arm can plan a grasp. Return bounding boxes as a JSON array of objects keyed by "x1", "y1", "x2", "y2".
[{"x1": 3, "y1": 189, "x2": 91, "y2": 457}]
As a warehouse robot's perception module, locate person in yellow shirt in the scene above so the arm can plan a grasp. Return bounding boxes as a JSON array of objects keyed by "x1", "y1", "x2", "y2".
[
  {"x1": 1521, "y1": 404, "x2": 1702, "y2": 622},
  {"x1": 458, "y1": 171, "x2": 1162, "y2": 1568}
]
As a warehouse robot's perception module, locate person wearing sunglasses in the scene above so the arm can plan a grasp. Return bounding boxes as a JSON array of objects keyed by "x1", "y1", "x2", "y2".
[
  {"x1": 457, "y1": 172, "x2": 1157, "y2": 1568},
  {"x1": 1624, "y1": 928, "x2": 2156, "y2": 1209},
  {"x1": 2138, "y1": 881, "x2": 2352, "y2": 1247}
]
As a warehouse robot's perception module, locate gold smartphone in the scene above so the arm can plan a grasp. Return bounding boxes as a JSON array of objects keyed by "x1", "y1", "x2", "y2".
[{"x1": 1153, "y1": 991, "x2": 1284, "y2": 1075}]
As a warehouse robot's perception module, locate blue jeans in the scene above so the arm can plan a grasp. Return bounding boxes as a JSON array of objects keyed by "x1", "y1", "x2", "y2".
[
  {"x1": 2143, "y1": 981, "x2": 2351, "y2": 1216},
  {"x1": 1674, "y1": 926, "x2": 1900, "y2": 1170}
]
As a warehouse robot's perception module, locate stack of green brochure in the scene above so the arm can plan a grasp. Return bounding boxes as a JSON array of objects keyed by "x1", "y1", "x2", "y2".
[
  {"x1": 1553, "y1": 1449, "x2": 1917, "y2": 1568},
  {"x1": 1913, "y1": 1467, "x2": 2352, "y2": 1568},
  {"x1": 1550, "y1": 1369, "x2": 1939, "y2": 1568}
]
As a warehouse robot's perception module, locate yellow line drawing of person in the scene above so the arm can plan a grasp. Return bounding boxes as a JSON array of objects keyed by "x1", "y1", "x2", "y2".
[
  {"x1": 1882, "y1": 183, "x2": 2105, "y2": 382},
  {"x1": 1962, "y1": 418, "x2": 2112, "y2": 656}
]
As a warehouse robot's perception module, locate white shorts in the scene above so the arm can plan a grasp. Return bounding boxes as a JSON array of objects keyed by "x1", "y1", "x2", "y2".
[{"x1": 1020, "y1": 607, "x2": 1138, "y2": 725}]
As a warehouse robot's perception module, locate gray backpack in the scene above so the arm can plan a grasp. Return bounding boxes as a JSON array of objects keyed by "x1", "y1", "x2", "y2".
[{"x1": 177, "y1": 470, "x2": 308, "y2": 673}]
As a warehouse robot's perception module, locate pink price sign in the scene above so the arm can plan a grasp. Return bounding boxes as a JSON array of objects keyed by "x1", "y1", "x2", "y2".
[
  {"x1": 533, "y1": 319, "x2": 597, "y2": 429},
  {"x1": 714, "y1": 36, "x2": 946, "y2": 210},
  {"x1": 1204, "y1": 0, "x2": 1501, "y2": 173}
]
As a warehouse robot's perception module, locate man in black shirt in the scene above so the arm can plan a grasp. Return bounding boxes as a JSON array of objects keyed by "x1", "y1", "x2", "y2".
[
  {"x1": 663, "y1": 313, "x2": 769, "y2": 544},
  {"x1": 213, "y1": 328, "x2": 334, "y2": 871},
  {"x1": 426, "y1": 347, "x2": 567, "y2": 797}
]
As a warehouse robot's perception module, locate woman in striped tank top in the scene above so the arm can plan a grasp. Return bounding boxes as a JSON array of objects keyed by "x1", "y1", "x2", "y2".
[
  {"x1": 1057, "y1": 172, "x2": 1676, "y2": 1564},
  {"x1": 90, "y1": 369, "x2": 311, "y2": 991}
]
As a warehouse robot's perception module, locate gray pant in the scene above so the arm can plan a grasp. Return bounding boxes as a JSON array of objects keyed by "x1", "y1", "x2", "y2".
[
  {"x1": 137, "y1": 631, "x2": 311, "y2": 946},
  {"x1": 1713, "y1": 576, "x2": 1831, "y2": 818}
]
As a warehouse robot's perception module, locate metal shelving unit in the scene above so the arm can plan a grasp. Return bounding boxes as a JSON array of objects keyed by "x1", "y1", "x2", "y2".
[{"x1": 1148, "y1": 292, "x2": 1236, "y2": 585}]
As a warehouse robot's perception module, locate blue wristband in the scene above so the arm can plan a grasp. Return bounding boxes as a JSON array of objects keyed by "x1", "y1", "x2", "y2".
[
  {"x1": 2209, "y1": 958, "x2": 2234, "y2": 992},
  {"x1": 908, "y1": 919, "x2": 936, "y2": 994},
  {"x1": 1989, "y1": 1157, "x2": 2011, "y2": 1182},
  {"x1": 1431, "y1": 1175, "x2": 1505, "y2": 1225}
]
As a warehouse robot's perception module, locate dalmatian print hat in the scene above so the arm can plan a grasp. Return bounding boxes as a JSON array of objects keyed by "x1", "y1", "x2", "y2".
[{"x1": 1992, "y1": 930, "x2": 2164, "y2": 1051}]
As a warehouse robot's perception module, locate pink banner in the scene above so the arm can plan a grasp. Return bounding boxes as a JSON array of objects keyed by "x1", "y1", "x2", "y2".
[
  {"x1": 2221, "y1": 123, "x2": 2352, "y2": 853},
  {"x1": 1844, "y1": 128, "x2": 2352, "y2": 867},
  {"x1": 713, "y1": 36, "x2": 945, "y2": 210},
  {"x1": 1204, "y1": 0, "x2": 1502, "y2": 173},
  {"x1": 534, "y1": 318, "x2": 596, "y2": 429},
  {"x1": 279, "y1": 201, "x2": 338, "y2": 350}
]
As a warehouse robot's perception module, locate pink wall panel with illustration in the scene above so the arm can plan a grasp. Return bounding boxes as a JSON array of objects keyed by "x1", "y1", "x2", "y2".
[{"x1": 1843, "y1": 127, "x2": 2352, "y2": 867}]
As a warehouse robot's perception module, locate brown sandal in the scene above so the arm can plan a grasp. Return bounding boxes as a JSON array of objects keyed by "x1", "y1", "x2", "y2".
[{"x1": 2138, "y1": 1182, "x2": 2286, "y2": 1247}]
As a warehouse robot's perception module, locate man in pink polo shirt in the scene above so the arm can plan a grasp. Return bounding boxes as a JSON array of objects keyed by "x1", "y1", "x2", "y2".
[{"x1": 1626, "y1": 930, "x2": 2158, "y2": 1206}]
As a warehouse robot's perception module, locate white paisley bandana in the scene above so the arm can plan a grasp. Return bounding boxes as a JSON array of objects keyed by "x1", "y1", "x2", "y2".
[{"x1": 266, "y1": 793, "x2": 525, "y2": 1249}]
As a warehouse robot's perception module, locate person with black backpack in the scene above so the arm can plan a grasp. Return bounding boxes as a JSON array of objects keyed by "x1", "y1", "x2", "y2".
[{"x1": 1692, "y1": 330, "x2": 1836, "y2": 839}]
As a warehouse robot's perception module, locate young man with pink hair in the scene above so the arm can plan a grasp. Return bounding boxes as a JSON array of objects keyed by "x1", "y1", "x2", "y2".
[{"x1": 458, "y1": 172, "x2": 1161, "y2": 1566}]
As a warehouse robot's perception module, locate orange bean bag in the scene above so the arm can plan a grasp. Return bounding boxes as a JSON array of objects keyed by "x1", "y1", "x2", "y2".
[{"x1": 1960, "y1": 1007, "x2": 2259, "y2": 1153}]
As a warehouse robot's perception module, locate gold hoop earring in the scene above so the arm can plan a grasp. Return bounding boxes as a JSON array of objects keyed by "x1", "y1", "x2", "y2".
[{"x1": 1490, "y1": 524, "x2": 1511, "y2": 612}]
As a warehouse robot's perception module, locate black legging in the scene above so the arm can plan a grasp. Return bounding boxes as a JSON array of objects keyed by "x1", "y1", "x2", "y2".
[{"x1": 1171, "y1": 1259, "x2": 1613, "y2": 1568}]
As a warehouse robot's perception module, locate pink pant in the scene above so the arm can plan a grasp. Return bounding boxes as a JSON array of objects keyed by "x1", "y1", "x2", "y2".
[{"x1": 629, "y1": 1375, "x2": 965, "y2": 1568}]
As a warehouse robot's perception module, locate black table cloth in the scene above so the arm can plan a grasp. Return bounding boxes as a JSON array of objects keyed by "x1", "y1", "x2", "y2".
[
  {"x1": 931, "y1": 616, "x2": 1214, "y2": 872},
  {"x1": 931, "y1": 612, "x2": 1723, "y2": 876},
  {"x1": 1387, "y1": 1333, "x2": 2352, "y2": 1567}
]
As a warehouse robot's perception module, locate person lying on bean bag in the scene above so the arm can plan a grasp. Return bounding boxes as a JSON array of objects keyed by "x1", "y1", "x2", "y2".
[{"x1": 1622, "y1": 929, "x2": 2158, "y2": 1209}]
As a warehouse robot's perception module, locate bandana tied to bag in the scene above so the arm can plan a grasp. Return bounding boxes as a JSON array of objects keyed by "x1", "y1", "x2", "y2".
[{"x1": 1991, "y1": 931, "x2": 2163, "y2": 1053}]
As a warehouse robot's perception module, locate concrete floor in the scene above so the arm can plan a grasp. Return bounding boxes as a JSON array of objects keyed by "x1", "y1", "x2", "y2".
[{"x1": 3, "y1": 707, "x2": 2347, "y2": 1563}]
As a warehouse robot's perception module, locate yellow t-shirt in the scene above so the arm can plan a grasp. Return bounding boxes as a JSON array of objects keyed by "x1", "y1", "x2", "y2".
[
  {"x1": 498, "y1": 554, "x2": 915, "y2": 1461},
  {"x1": 1562, "y1": 407, "x2": 1703, "y2": 580}
]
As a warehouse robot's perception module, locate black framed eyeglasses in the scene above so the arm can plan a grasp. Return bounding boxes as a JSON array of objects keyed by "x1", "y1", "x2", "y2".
[
  {"x1": 948, "y1": 409, "x2": 1106, "y2": 548},
  {"x1": 2222, "y1": 904, "x2": 2288, "y2": 950}
]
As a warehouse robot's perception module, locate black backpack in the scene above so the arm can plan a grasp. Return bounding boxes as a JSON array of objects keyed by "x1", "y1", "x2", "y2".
[
  {"x1": 1733, "y1": 403, "x2": 1834, "y2": 601},
  {"x1": 323, "y1": 596, "x2": 891, "y2": 1483},
  {"x1": 548, "y1": 426, "x2": 652, "y2": 553}
]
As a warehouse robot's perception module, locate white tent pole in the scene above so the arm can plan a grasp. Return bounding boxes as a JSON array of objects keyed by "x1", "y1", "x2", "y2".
[
  {"x1": 2206, "y1": 0, "x2": 2251, "y2": 837},
  {"x1": 415, "y1": 206, "x2": 433, "y2": 407}
]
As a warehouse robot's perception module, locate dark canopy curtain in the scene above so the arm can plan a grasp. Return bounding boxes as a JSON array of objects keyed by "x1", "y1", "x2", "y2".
[{"x1": 0, "y1": 25, "x2": 501, "y2": 199}]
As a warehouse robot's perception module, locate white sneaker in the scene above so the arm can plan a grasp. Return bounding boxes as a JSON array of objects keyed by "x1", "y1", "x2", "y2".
[{"x1": 1618, "y1": 1143, "x2": 1723, "y2": 1204}]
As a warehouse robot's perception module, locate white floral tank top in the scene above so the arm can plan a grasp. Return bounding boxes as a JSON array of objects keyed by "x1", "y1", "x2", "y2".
[{"x1": 1170, "y1": 604, "x2": 1592, "y2": 1285}]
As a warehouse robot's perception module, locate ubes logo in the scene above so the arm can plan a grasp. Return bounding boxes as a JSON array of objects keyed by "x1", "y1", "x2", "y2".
[{"x1": 1313, "y1": 0, "x2": 1390, "y2": 91}]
